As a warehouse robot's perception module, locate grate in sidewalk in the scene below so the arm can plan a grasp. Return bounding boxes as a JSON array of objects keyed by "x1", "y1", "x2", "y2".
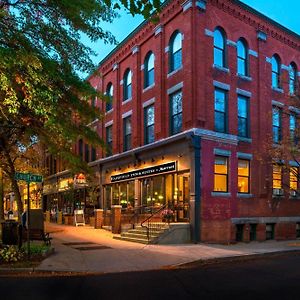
[
  {"x1": 62, "y1": 242, "x2": 97, "y2": 246},
  {"x1": 73, "y1": 245, "x2": 112, "y2": 251}
]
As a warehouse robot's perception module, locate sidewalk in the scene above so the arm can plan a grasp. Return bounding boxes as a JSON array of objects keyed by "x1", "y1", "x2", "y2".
[{"x1": 4, "y1": 222, "x2": 300, "y2": 274}]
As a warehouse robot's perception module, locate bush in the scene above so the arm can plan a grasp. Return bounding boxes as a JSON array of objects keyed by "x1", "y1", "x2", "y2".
[
  {"x1": 22, "y1": 244, "x2": 50, "y2": 255},
  {"x1": 0, "y1": 246, "x2": 24, "y2": 263}
]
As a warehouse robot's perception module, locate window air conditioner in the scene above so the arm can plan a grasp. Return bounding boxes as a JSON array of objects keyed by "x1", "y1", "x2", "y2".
[
  {"x1": 290, "y1": 190, "x2": 297, "y2": 197},
  {"x1": 273, "y1": 188, "x2": 284, "y2": 196}
]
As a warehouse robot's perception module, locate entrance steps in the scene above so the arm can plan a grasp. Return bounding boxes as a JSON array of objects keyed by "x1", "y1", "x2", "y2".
[
  {"x1": 114, "y1": 223, "x2": 170, "y2": 244},
  {"x1": 114, "y1": 222, "x2": 191, "y2": 244}
]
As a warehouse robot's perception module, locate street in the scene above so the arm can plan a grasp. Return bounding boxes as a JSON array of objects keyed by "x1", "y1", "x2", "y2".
[{"x1": 1, "y1": 252, "x2": 300, "y2": 300}]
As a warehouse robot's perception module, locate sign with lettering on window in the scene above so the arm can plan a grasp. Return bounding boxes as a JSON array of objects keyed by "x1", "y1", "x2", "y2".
[{"x1": 111, "y1": 162, "x2": 177, "y2": 183}]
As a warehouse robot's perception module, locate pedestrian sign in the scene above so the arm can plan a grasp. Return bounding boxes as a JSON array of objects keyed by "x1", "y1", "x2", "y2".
[{"x1": 15, "y1": 172, "x2": 43, "y2": 183}]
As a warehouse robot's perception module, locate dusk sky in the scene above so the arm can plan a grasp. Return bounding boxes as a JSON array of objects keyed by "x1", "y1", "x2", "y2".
[{"x1": 84, "y1": 0, "x2": 300, "y2": 73}]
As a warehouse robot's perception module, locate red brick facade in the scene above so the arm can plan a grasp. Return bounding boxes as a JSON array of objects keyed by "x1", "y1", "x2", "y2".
[{"x1": 46, "y1": 0, "x2": 300, "y2": 243}]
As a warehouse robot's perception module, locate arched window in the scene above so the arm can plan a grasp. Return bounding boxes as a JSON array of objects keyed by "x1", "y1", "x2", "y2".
[
  {"x1": 237, "y1": 38, "x2": 248, "y2": 76},
  {"x1": 144, "y1": 52, "x2": 155, "y2": 88},
  {"x1": 106, "y1": 83, "x2": 113, "y2": 112},
  {"x1": 123, "y1": 69, "x2": 132, "y2": 101},
  {"x1": 289, "y1": 62, "x2": 297, "y2": 95},
  {"x1": 214, "y1": 27, "x2": 226, "y2": 67},
  {"x1": 271, "y1": 55, "x2": 281, "y2": 89},
  {"x1": 169, "y1": 31, "x2": 182, "y2": 72}
]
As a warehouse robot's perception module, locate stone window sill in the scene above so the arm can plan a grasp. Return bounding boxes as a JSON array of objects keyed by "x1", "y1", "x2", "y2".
[
  {"x1": 213, "y1": 64, "x2": 230, "y2": 73},
  {"x1": 211, "y1": 192, "x2": 231, "y2": 197}
]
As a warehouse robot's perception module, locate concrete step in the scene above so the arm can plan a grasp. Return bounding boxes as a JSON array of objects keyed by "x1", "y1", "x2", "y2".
[
  {"x1": 121, "y1": 232, "x2": 160, "y2": 239},
  {"x1": 114, "y1": 236, "x2": 149, "y2": 244}
]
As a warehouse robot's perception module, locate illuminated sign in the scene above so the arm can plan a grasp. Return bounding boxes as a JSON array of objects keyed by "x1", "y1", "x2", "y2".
[{"x1": 111, "y1": 162, "x2": 176, "y2": 183}]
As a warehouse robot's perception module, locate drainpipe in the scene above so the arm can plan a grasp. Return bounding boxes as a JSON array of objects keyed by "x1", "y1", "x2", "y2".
[{"x1": 187, "y1": 133, "x2": 201, "y2": 243}]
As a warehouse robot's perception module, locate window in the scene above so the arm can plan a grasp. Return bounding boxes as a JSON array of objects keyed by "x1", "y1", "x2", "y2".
[
  {"x1": 144, "y1": 52, "x2": 155, "y2": 88},
  {"x1": 84, "y1": 143, "x2": 89, "y2": 162},
  {"x1": 78, "y1": 139, "x2": 83, "y2": 160},
  {"x1": 214, "y1": 27, "x2": 226, "y2": 67},
  {"x1": 123, "y1": 69, "x2": 132, "y2": 101},
  {"x1": 289, "y1": 63, "x2": 297, "y2": 95},
  {"x1": 266, "y1": 223, "x2": 275, "y2": 240},
  {"x1": 106, "y1": 125, "x2": 113, "y2": 156},
  {"x1": 170, "y1": 90, "x2": 183, "y2": 135},
  {"x1": 271, "y1": 55, "x2": 281, "y2": 89},
  {"x1": 169, "y1": 31, "x2": 182, "y2": 72},
  {"x1": 144, "y1": 105, "x2": 155, "y2": 144},
  {"x1": 236, "y1": 224, "x2": 244, "y2": 242},
  {"x1": 290, "y1": 113, "x2": 296, "y2": 143},
  {"x1": 250, "y1": 224, "x2": 257, "y2": 241},
  {"x1": 272, "y1": 107, "x2": 281, "y2": 144},
  {"x1": 91, "y1": 147, "x2": 96, "y2": 161},
  {"x1": 238, "y1": 159, "x2": 250, "y2": 193},
  {"x1": 296, "y1": 223, "x2": 300, "y2": 238},
  {"x1": 214, "y1": 156, "x2": 228, "y2": 192},
  {"x1": 237, "y1": 95, "x2": 249, "y2": 138},
  {"x1": 123, "y1": 116, "x2": 132, "y2": 151},
  {"x1": 290, "y1": 167, "x2": 298, "y2": 192},
  {"x1": 273, "y1": 165, "x2": 282, "y2": 189},
  {"x1": 214, "y1": 89, "x2": 227, "y2": 133},
  {"x1": 237, "y1": 38, "x2": 248, "y2": 76},
  {"x1": 106, "y1": 83, "x2": 113, "y2": 112}
]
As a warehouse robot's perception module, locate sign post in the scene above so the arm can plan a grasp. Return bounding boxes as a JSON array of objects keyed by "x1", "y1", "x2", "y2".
[{"x1": 14, "y1": 172, "x2": 43, "y2": 260}]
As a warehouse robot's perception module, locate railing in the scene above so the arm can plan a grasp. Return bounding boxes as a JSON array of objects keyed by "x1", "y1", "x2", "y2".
[
  {"x1": 128, "y1": 205, "x2": 146, "y2": 229},
  {"x1": 141, "y1": 203, "x2": 168, "y2": 242}
]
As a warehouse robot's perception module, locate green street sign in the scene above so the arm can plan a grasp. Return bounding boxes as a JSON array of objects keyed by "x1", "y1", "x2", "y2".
[{"x1": 15, "y1": 172, "x2": 43, "y2": 183}]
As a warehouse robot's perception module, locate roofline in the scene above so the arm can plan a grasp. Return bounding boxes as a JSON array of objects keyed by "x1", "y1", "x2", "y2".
[
  {"x1": 235, "y1": 0, "x2": 300, "y2": 40},
  {"x1": 87, "y1": 0, "x2": 300, "y2": 81}
]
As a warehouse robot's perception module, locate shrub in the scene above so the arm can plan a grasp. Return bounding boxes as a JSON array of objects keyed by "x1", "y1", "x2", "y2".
[{"x1": 0, "y1": 246, "x2": 24, "y2": 263}]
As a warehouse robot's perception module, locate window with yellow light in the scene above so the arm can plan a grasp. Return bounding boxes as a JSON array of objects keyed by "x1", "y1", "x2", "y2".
[
  {"x1": 273, "y1": 165, "x2": 282, "y2": 189},
  {"x1": 214, "y1": 156, "x2": 228, "y2": 192},
  {"x1": 290, "y1": 167, "x2": 298, "y2": 191},
  {"x1": 238, "y1": 159, "x2": 250, "y2": 193}
]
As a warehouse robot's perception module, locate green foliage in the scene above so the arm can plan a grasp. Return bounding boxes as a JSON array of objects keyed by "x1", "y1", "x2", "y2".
[
  {"x1": 22, "y1": 243, "x2": 50, "y2": 255},
  {"x1": 0, "y1": 245, "x2": 24, "y2": 263}
]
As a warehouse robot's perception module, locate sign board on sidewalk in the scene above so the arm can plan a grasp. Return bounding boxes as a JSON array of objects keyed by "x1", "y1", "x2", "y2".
[{"x1": 74, "y1": 209, "x2": 85, "y2": 226}]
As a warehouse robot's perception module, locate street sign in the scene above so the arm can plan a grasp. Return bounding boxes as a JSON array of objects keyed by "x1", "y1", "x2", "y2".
[{"x1": 15, "y1": 172, "x2": 43, "y2": 183}]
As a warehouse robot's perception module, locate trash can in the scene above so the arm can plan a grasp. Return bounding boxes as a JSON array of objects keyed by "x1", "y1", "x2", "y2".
[{"x1": 1, "y1": 220, "x2": 19, "y2": 245}]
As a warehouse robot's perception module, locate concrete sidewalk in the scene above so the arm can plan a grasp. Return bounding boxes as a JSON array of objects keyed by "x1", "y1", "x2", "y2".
[{"x1": 22, "y1": 222, "x2": 300, "y2": 274}]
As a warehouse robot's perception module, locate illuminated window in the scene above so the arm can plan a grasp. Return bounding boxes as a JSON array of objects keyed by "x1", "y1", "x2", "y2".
[
  {"x1": 273, "y1": 165, "x2": 282, "y2": 189},
  {"x1": 238, "y1": 159, "x2": 250, "y2": 193},
  {"x1": 290, "y1": 167, "x2": 298, "y2": 191},
  {"x1": 214, "y1": 156, "x2": 228, "y2": 192}
]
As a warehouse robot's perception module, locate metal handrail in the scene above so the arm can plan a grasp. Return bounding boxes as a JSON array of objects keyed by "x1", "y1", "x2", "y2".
[
  {"x1": 128, "y1": 205, "x2": 146, "y2": 229},
  {"x1": 141, "y1": 203, "x2": 168, "y2": 242}
]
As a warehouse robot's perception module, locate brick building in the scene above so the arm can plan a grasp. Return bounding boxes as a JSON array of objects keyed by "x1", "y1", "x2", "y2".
[{"x1": 44, "y1": 0, "x2": 300, "y2": 243}]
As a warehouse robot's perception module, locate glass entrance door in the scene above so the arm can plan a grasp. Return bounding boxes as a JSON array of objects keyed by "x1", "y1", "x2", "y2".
[{"x1": 176, "y1": 173, "x2": 190, "y2": 222}]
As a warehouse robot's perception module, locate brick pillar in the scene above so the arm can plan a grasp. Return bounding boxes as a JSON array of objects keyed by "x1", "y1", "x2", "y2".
[
  {"x1": 94, "y1": 209, "x2": 103, "y2": 229},
  {"x1": 45, "y1": 211, "x2": 50, "y2": 223},
  {"x1": 111, "y1": 205, "x2": 122, "y2": 234},
  {"x1": 57, "y1": 211, "x2": 63, "y2": 225},
  {"x1": 256, "y1": 224, "x2": 266, "y2": 241}
]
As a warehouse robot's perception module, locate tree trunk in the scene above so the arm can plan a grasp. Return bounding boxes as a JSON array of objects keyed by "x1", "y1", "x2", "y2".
[
  {"x1": 0, "y1": 168, "x2": 4, "y2": 221},
  {"x1": 11, "y1": 176, "x2": 23, "y2": 221}
]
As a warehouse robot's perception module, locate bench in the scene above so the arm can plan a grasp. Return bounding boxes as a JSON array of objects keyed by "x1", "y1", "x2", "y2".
[{"x1": 22, "y1": 228, "x2": 52, "y2": 245}]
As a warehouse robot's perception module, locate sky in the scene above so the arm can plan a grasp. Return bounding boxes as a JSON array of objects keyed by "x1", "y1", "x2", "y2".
[{"x1": 83, "y1": 0, "x2": 300, "y2": 75}]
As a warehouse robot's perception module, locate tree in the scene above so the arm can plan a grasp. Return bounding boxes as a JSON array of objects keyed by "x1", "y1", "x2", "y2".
[{"x1": 0, "y1": 0, "x2": 161, "y2": 219}]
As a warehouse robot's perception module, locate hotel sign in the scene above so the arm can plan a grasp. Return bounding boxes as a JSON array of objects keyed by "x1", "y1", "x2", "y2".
[{"x1": 111, "y1": 162, "x2": 176, "y2": 183}]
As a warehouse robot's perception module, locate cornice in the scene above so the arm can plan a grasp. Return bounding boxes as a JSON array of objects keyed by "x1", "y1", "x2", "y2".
[{"x1": 210, "y1": 0, "x2": 300, "y2": 51}]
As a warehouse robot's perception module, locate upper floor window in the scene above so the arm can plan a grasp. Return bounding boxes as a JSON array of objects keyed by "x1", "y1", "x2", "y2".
[
  {"x1": 214, "y1": 88, "x2": 227, "y2": 133},
  {"x1": 123, "y1": 116, "x2": 132, "y2": 151},
  {"x1": 289, "y1": 62, "x2": 297, "y2": 95},
  {"x1": 238, "y1": 159, "x2": 250, "y2": 194},
  {"x1": 290, "y1": 113, "x2": 297, "y2": 143},
  {"x1": 144, "y1": 52, "x2": 155, "y2": 88},
  {"x1": 237, "y1": 95, "x2": 249, "y2": 138},
  {"x1": 273, "y1": 165, "x2": 282, "y2": 190},
  {"x1": 106, "y1": 83, "x2": 113, "y2": 112},
  {"x1": 106, "y1": 125, "x2": 113, "y2": 157},
  {"x1": 272, "y1": 106, "x2": 281, "y2": 144},
  {"x1": 214, "y1": 27, "x2": 226, "y2": 68},
  {"x1": 290, "y1": 167, "x2": 298, "y2": 193},
  {"x1": 84, "y1": 143, "x2": 90, "y2": 162},
  {"x1": 237, "y1": 38, "x2": 249, "y2": 76},
  {"x1": 91, "y1": 146, "x2": 96, "y2": 161},
  {"x1": 271, "y1": 54, "x2": 281, "y2": 89},
  {"x1": 78, "y1": 139, "x2": 83, "y2": 160},
  {"x1": 169, "y1": 31, "x2": 182, "y2": 72},
  {"x1": 144, "y1": 105, "x2": 155, "y2": 144},
  {"x1": 123, "y1": 69, "x2": 132, "y2": 101},
  {"x1": 170, "y1": 90, "x2": 183, "y2": 135}
]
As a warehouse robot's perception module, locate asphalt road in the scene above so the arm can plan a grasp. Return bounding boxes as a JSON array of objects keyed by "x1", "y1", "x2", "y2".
[{"x1": 1, "y1": 252, "x2": 300, "y2": 300}]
